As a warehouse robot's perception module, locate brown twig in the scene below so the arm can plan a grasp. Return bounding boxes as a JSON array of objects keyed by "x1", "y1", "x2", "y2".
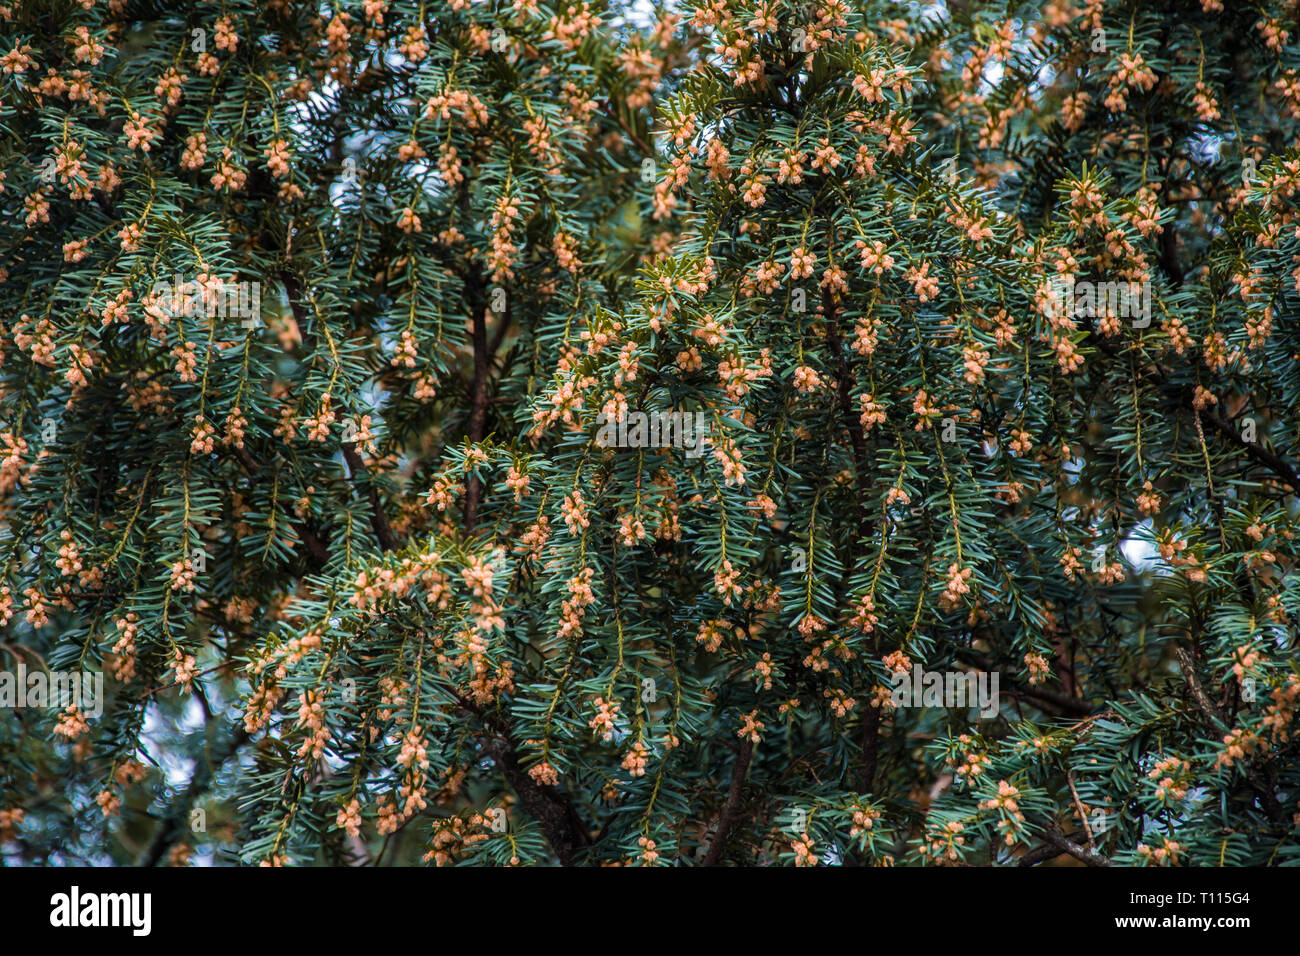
[
  {"x1": 1177, "y1": 645, "x2": 1286, "y2": 825},
  {"x1": 962, "y1": 649, "x2": 1096, "y2": 717},
  {"x1": 229, "y1": 440, "x2": 330, "y2": 572},
  {"x1": 702, "y1": 738, "x2": 754, "y2": 865},
  {"x1": 1040, "y1": 825, "x2": 1110, "y2": 867},
  {"x1": 603, "y1": 99, "x2": 654, "y2": 157},
  {"x1": 1017, "y1": 828, "x2": 1092, "y2": 867},
  {"x1": 824, "y1": 286, "x2": 882, "y2": 795},
  {"x1": 1066, "y1": 770, "x2": 1095, "y2": 849},
  {"x1": 462, "y1": 266, "x2": 491, "y2": 531},
  {"x1": 1195, "y1": 407, "x2": 1300, "y2": 493},
  {"x1": 342, "y1": 443, "x2": 400, "y2": 551},
  {"x1": 482, "y1": 736, "x2": 592, "y2": 866},
  {"x1": 455, "y1": 693, "x2": 591, "y2": 865},
  {"x1": 858, "y1": 706, "x2": 880, "y2": 795}
]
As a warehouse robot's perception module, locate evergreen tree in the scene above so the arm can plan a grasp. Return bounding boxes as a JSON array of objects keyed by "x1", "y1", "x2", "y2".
[{"x1": 0, "y1": 0, "x2": 1297, "y2": 866}]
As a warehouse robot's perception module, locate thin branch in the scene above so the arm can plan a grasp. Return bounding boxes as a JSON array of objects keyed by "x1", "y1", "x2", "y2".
[
  {"x1": 702, "y1": 738, "x2": 754, "y2": 866},
  {"x1": 1017, "y1": 828, "x2": 1092, "y2": 867},
  {"x1": 825, "y1": 285, "x2": 881, "y2": 796},
  {"x1": 1040, "y1": 825, "x2": 1110, "y2": 867},
  {"x1": 457, "y1": 694, "x2": 592, "y2": 866},
  {"x1": 1066, "y1": 770, "x2": 1095, "y2": 849},
  {"x1": 858, "y1": 706, "x2": 880, "y2": 795},
  {"x1": 1176, "y1": 645, "x2": 1222, "y2": 724},
  {"x1": 962, "y1": 649, "x2": 1096, "y2": 717},
  {"x1": 603, "y1": 99, "x2": 654, "y2": 157},
  {"x1": 229, "y1": 442, "x2": 330, "y2": 571},
  {"x1": 462, "y1": 265, "x2": 491, "y2": 531},
  {"x1": 1196, "y1": 406, "x2": 1300, "y2": 492},
  {"x1": 342, "y1": 443, "x2": 400, "y2": 551},
  {"x1": 1177, "y1": 645, "x2": 1286, "y2": 825}
]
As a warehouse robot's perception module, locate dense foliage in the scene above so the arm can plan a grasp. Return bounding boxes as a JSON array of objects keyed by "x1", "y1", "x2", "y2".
[{"x1": 1, "y1": 0, "x2": 1298, "y2": 867}]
